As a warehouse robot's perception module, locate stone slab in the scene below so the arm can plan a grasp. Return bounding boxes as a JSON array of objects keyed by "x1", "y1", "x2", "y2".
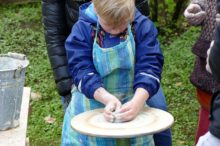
[{"x1": 0, "y1": 87, "x2": 31, "y2": 146}]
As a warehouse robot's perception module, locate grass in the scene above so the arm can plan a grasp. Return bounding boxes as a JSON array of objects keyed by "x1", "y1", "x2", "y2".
[
  {"x1": 161, "y1": 27, "x2": 200, "y2": 146},
  {"x1": 0, "y1": 2, "x2": 201, "y2": 146},
  {"x1": 0, "y1": 3, "x2": 63, "y2": 145}
]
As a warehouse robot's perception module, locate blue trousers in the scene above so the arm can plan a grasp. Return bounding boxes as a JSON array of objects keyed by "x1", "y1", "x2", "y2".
[
  {"x1": 147, "y1": 87, "x2": 172, "y2": 146},
  {"x1": 61, "y1": 86, "x2": 172, "y2": 146}
]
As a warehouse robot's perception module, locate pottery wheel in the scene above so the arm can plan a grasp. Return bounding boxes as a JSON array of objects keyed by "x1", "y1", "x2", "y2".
[{"x1": 71, "y1": 107, "x2": 174, "y2": 138}]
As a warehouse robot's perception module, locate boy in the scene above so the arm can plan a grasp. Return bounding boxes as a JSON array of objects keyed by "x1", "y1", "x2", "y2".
[{"x1": 62, "y1": 0, "x2": 164, "y2": 145}]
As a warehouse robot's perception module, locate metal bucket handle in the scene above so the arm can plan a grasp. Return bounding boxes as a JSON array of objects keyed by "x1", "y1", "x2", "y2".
[
  {"x1": 7, "y1": 52, "x2": 27, "y2": 60},
  {"x1": 13, "y1": 65, "x2": 23, "y2": 79},
  {"x1": 6, "y1": 52, "x2": 27, "y2": 79}
]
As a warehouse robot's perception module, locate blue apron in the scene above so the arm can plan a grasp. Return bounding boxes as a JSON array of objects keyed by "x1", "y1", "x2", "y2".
[{"x1": 61, "y1": 24, "x2": 154, "y2": 146}]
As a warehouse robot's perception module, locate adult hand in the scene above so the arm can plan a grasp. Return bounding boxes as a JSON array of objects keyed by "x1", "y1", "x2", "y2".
[{"x1": 184, "y1": 3, "x2": 206, "y2": 25}]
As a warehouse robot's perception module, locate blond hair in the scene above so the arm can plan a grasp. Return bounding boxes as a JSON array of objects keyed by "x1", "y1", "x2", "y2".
[{"x1": 93, "y1": 0, "x2": 135, "y2": 28}]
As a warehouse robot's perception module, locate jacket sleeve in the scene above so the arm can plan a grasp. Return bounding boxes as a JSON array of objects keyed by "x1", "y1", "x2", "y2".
[
  {"x1": 42, "y1": 0, "x2": 72, "y2": 97},
  {"x1": 209, "y1": 92, "x2": 220, "y2": 139},
  {"x1": 209, "y1": 12, "x2": 220, "y2": 83},
  {"x1": 133, "y1": 16, "x2": 164, "y2": 98},
  {"x1": 208, "y1": 1, "x2": 220, "y2": 138},
  {"x1": 65, "y1": 22, "x2": 103, "y2": 99}
]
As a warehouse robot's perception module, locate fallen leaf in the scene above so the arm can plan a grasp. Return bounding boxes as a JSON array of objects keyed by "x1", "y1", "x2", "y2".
[
  {"x1": 31, "y1": 92, "x2": 42, "y2": 101},
  {"x1": 44, "y1": 116, "x2": 56, "y2": 124},
  {"x1": 175, "y1": 82, "x2": 182, "y2": 87}
]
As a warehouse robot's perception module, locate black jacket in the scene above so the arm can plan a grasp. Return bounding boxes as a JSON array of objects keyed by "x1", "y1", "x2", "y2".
[
  {"x1": 42, "y1": 0, "x2": 149, "y2": 104},
  {"x1": 208, "y1": 0, "x2": 220, "y2": 139},
  {"x1": 209, "y1": 91, "x2": 220, "y2": 139}
]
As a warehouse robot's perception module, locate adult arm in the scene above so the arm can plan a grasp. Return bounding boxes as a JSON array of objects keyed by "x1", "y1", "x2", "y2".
[
  {"x1": 208, "y1": 1, "x2": 220, "y2": 138},
  {"x1": 42, "y1": 0, "x2": 72, "y2": 103},
  {"x1": 203, "y1": 0, "x2": 220, "y2": 141},
  {"x1": 208, "y1": 14, "x2": 220, "y2": 82}
]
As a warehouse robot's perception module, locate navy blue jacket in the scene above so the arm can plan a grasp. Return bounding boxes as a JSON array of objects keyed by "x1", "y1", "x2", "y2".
[{"x1": 65, "y1": 2, "x2": 164, "y2": 99}]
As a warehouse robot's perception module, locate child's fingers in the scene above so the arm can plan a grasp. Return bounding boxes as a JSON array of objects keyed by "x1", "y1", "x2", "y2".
[
  {"x1": 104, "y1": 108, "x2": 112, "y2": 115},
  {"x1": 118, "y1": 103, "x2": 130, "y2": 113},
  {"x1": 115, "y1": 102, "x2": 122, "y2": 111},
  {"x1": 103, "y1": 112, "x2": 114, "y2": 122},
  {"x1": 114, "y1": 110, "x2": 134, "y2": 122},
  {"x1": 105, "y1": 102, "x2": 116, "y2": 113}
]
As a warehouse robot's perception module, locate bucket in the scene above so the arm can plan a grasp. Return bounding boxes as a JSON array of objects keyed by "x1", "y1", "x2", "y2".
[{"x1": 0, "y1": 52, "x2": 29, "y2": 130}]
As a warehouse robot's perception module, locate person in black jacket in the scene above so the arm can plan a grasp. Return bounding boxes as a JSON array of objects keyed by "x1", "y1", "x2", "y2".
[
  {"x1": 42, "y1": 0, "x2": 90, "y2": 110},
  {"x1": 196, "y1": 1, "x2": 220, "y2": 145},
  {"x1": 42, "y1": 1, "x2": 172, "y2": 146}
]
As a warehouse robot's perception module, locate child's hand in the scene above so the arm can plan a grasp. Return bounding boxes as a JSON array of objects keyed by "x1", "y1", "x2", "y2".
[
  {"x1": 103, "y1": 96, "x2": 121, "y2": 122},
  {"x1": 184, "y1": 3, "x2": 206, "y2": 25},
  {"x1": 93, "y1": 87, "x2": 121, "y2": 122},
  {"x1": 115, "y1": 99, "x2": 145, "y2": 122},
  {"x1": 114, "y1": 88, "x2": 149, "y2": 122}
]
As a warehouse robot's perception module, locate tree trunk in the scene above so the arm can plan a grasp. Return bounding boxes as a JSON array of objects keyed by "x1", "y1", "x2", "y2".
[
  {"x1": 172, "y1": 0, "x2": 188, "y2": 21},
  {"x1": 161, "y1": 0, "x2": 168, "y2": 24},
  {"x1": 152, "y1": 0, "x2": 158, "y2": 22}
]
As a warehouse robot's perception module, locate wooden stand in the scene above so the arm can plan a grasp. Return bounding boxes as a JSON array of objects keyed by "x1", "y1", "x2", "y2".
[{"x1": 0, "y1": 87, "x2": 31, "y2": 146}]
